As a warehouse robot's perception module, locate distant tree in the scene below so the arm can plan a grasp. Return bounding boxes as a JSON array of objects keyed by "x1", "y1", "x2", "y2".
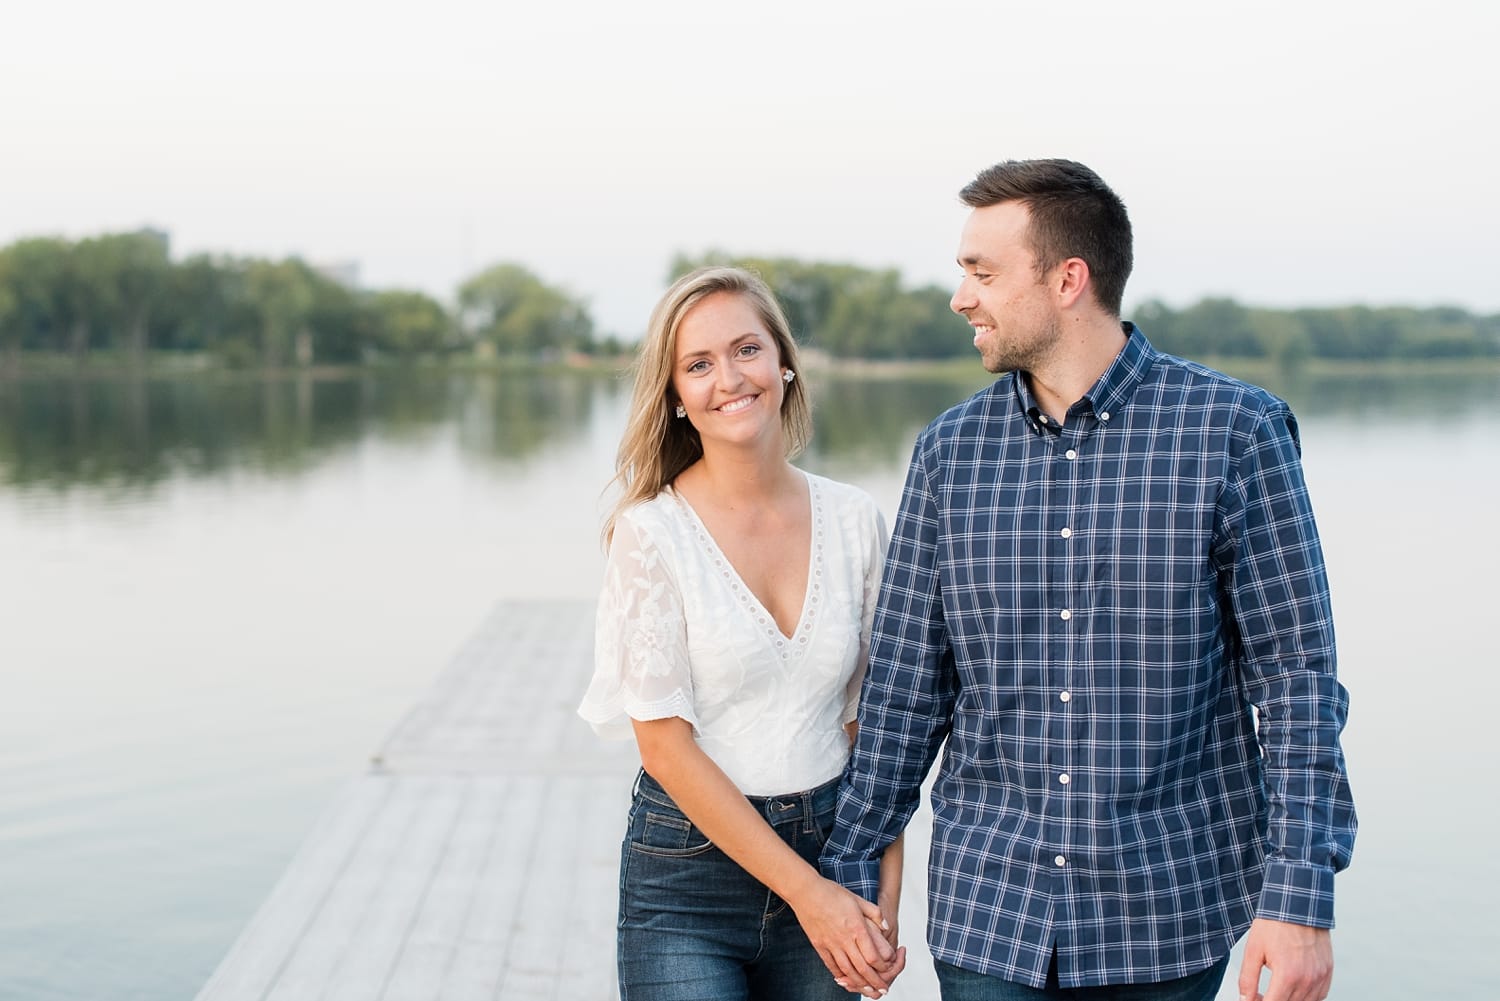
[
  {"x1": 457, "y1": 263, "x2": 593, "y2": 355},
  {"x1": 244, "y1": 259, "x2": 316, "y2": 368},
  {"x1": 160, "y1": 254, "x2": 254, "y2": 357},
  {"x1": 368, "y1": 290, "x2": 451, "y2": 356},
  {"x1": 903, "y1": 285, "x2": 972, "y2": 359},
  {"x1": 0, "y1": 254, "x2": 17, "y2": 375},
  {"x1": 75, "y1": 233, "x2": 172, "y2": 366},
  {"x1": 0, "y1": 237, "x2": 94, "y2": 360}
]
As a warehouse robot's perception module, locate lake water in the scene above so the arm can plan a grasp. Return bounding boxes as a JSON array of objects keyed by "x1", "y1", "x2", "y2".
[{"x1": 1, "y1": 364, "x2": 1497, "y2": 1000}]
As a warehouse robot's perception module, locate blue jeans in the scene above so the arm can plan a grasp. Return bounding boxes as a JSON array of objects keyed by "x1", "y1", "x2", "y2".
[
  {"x1": 617, "y1": 769, "x2": 856, "y2": 1001},
  {"x1": 935, "y1": 954, "x2": 1229, "y2": 1001}
]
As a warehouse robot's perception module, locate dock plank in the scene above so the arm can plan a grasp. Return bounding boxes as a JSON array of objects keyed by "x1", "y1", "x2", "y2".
[{"x1": 195, "y1": 778, "x2": 392, "y2": 1000}]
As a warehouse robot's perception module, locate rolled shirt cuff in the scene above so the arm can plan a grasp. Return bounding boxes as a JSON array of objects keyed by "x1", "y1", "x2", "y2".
[
  {"x1": 819, "y1": 857, "x2": 882, "y2": 904},
  {"x1": 1256, "y1": 860, "x2": 1338, "y2": 929}
]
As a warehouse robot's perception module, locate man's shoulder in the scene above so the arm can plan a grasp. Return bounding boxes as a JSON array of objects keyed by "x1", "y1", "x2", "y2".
[
  {"x1": 920, "y1": 376, "x2": 1015, "y2": 442},
  {"x1": 1147, "y1": 351, "x2": 1291, "y2": 418}
]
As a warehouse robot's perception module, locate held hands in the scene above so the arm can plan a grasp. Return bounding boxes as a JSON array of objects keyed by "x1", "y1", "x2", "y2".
[
  {"x1": 792, "y1": 878, "x2": 906, "y2": 998},
  {"x1": 1237, "y1": 918, "x2": 1333, "y2": 1001}
]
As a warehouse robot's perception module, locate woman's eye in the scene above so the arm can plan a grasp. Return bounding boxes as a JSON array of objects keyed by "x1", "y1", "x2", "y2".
[
  {"x1": 686, "y1": 360, "x2": 708, "y2": 374},
  {"x1": 737, "y1": 343, "x2": 760, "y2": 357}
]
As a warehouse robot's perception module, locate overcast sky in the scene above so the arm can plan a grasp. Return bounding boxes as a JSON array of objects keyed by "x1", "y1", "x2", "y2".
[{"x1": 4, "y1": 0, "x2": 1496, "y2": 337}]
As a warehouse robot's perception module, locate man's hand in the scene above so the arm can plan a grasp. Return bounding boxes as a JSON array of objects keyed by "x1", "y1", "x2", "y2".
[{"x1": 1236, "y1": 918, "x2": 1333, "y2": 1001}]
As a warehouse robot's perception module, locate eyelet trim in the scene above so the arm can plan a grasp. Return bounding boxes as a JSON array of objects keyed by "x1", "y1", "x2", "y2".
[{"x1": 687, "y1": 474, "x2": 822, "y2": 660}]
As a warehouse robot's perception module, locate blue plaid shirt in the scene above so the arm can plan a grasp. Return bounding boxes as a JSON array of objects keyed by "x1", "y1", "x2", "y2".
[{"x1": 821, "y1": 326, "x2": 1356, "y2": 989}]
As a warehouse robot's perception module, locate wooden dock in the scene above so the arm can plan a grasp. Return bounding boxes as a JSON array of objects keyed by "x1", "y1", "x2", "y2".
[{"x1": 196, "y1": 598, "x2": 939, "y2": 1000}]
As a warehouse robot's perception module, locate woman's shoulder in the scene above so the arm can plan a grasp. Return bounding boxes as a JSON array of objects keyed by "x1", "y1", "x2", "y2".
[
  {"x1": 616, "y1": 489, "x2": 687, "y2": 535},
  {"x1": 622, "y1": 488, "x2": 676, "y2": 517},
  {"x1": 804, "y1": 470, "x2": 883, "y2": 524}
]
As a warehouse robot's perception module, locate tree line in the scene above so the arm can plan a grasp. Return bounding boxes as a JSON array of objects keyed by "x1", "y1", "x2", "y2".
[
  {"x1": 673, "y1": 252, "x2": 1500, "y2": 365},
  {"x1": 2, "y1": 231, "x2": 1495, "y2": 371},
  {"x1": 0, "y1": 232, "x2": 600, "y2": 371}
]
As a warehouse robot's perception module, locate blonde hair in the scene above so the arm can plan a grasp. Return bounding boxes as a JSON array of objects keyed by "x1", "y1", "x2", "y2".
[{"x1": 603, "y1": 266, "x2": 811, "y2": 545}]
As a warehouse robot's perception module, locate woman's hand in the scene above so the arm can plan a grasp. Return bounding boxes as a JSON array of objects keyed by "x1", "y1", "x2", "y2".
[
  {"x1": 790, "y1": 876, "x2": 906, "y2": 997},
  {"x1": 876, "y1": 885, "x2": 900, "y2": 952},
  {"x1": 876, "y1": 831, "x2": 904, "y2": 952}
]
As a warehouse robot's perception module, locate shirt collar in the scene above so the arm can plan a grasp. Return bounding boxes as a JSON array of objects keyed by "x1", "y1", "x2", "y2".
[
  {"x1": 1010, "y1": 322, "x2": 1158, "y2": 434},
  {"x1": 1087, "y1": 322, "x2": 1157, "y2": 422}
]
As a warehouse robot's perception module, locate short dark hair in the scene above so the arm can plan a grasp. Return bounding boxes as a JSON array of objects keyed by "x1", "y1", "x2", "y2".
[{"x1": 959, "y1": 159, "x2": 1133, "y2": 317}]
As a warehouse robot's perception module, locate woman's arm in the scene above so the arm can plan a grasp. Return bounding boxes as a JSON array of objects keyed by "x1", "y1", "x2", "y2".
[{"x1": 632, "y1": 716, "x2": 903, "y2": 994}]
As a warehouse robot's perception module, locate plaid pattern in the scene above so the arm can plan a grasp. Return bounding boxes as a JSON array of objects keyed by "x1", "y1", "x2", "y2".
[{"x1": 821, "y1": 326, "x2": 1356, "y2": 989}]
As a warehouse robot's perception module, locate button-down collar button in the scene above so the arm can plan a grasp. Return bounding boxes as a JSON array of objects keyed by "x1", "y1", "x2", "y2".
[
  {"x1": 1100, "y1": 411, "x2": 1111, "y2": 421},
  {"x1": 1065, "y1": 448, "x2": 1078, "y2": 460},
  {"x1": 1059, "y1": 609, "x2": 1072, "y2": 621},
  {"x1": 1059, "y1": 691, "x2": 1071, "y2": 702},
  {"x1": 1060, "y1": 527, "x2": 1072, "y2": 539},
  {"x1": 1038, "y1": 415, "x2": 1049, "y2": 424},
  {"x1": 1058, "y1": 773, "x2": 1070, "y2": 784},
  {"x1": 1055, "y1": 855, "x2": 1067, "y2": 867}
]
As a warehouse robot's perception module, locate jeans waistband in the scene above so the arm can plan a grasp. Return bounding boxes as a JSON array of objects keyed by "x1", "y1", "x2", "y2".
[{"x1": 633, "y1": 768, "x2": 841, "y2": 827}]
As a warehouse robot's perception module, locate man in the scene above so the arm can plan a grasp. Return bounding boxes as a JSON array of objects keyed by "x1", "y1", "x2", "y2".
[{"x1": 819, "y1": 159, "x2": 1356, "y2": 1001}]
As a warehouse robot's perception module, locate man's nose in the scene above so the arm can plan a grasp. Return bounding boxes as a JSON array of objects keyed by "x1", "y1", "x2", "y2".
[{"x1": 950, "y1": 279, "x2": 975, "y2": 315}]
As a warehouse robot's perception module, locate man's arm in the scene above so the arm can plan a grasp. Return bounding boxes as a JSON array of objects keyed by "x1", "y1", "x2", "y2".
[
  {"x1": 1219, "y1": 404, "x2": 1357, "y2": 999},
  {"x1": 821, "y1": 436, "x2": 959, "y2": 897}
]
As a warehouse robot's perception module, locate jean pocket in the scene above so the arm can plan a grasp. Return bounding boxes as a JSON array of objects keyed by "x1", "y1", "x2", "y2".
[{"x1": 629, "y1": 810, "x2": 715, "y2": 857}]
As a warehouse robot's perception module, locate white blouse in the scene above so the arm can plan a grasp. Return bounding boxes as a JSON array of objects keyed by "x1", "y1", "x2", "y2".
[{"x1": 578, "y1": 470, "x2": 888, "y2": 796}]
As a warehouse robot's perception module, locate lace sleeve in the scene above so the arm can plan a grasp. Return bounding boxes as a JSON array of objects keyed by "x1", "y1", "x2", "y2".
[
  {"x1": 577, "y1": 511, "x2": 698, "y2": 740},
  {"x1": 843, "y1": 500, "x2": 890, "y2": 724}
]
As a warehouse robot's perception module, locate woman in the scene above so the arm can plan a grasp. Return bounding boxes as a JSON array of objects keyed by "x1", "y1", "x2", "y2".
[{"x1": 578, "y1": 266, "x2": 904, "y2": 1000}]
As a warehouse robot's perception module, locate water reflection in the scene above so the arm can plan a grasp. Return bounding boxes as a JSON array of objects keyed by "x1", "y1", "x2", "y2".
[
  {"x1": 0, "y1": 364, "x2": 1495, "y2": 495},
  {"x1": 0, "y1": 369, "x2": 612, "y2": 493},
  {"x1": 1167, "y1": 361, "x2": 1500, "y2": 423},
  {"x1": 807, "y1": 372, "x2": 993, "y2": 464}
]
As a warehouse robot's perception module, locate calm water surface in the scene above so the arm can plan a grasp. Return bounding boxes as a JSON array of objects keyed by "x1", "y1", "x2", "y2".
[{"x1": 1, "y1": 366, "x2": 1496, "y2": 1000}]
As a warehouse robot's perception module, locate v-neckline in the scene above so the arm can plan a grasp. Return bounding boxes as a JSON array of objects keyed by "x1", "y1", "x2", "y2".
[{"x1": 670, "y1": 470, "x2": 817, "y2": 643}]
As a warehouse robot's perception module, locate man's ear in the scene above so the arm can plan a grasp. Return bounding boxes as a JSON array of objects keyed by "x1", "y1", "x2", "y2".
[{"x1": 1055, "y1": 257, "x2": 1091, "y2": 309}]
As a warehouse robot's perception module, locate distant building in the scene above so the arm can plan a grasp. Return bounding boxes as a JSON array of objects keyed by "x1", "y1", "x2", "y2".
[
  {"x1": 133, "y1": 226, "x2": 170, "y2": 257},
  {"x1": 312, "y1": 259, "x2": 361, "y2": 289}
]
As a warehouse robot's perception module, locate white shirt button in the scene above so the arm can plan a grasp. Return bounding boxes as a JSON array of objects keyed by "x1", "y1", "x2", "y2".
[
  {"x1": 1059, "y1": 691, "x2": 1071, "y2": 702},
  {"x1": 1055, "y1": 855, "x2": 1067, "y2": 867},
  {"x1": 1065, "y1": 449, "x2": 1077, "y2": 460},
  {"x1": 1059, "y1": 609, "x2": 1072, "y2": 621},
  {"x1": 1058, "y1": 773, "x2": 1070, "y2": 784},
  {"x1": 1060, "y1": 527, "x2": 1072, "y2": 539},
  {"x1": 1100, "y1": 411, "x2": 1111, "y2": 421}
]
